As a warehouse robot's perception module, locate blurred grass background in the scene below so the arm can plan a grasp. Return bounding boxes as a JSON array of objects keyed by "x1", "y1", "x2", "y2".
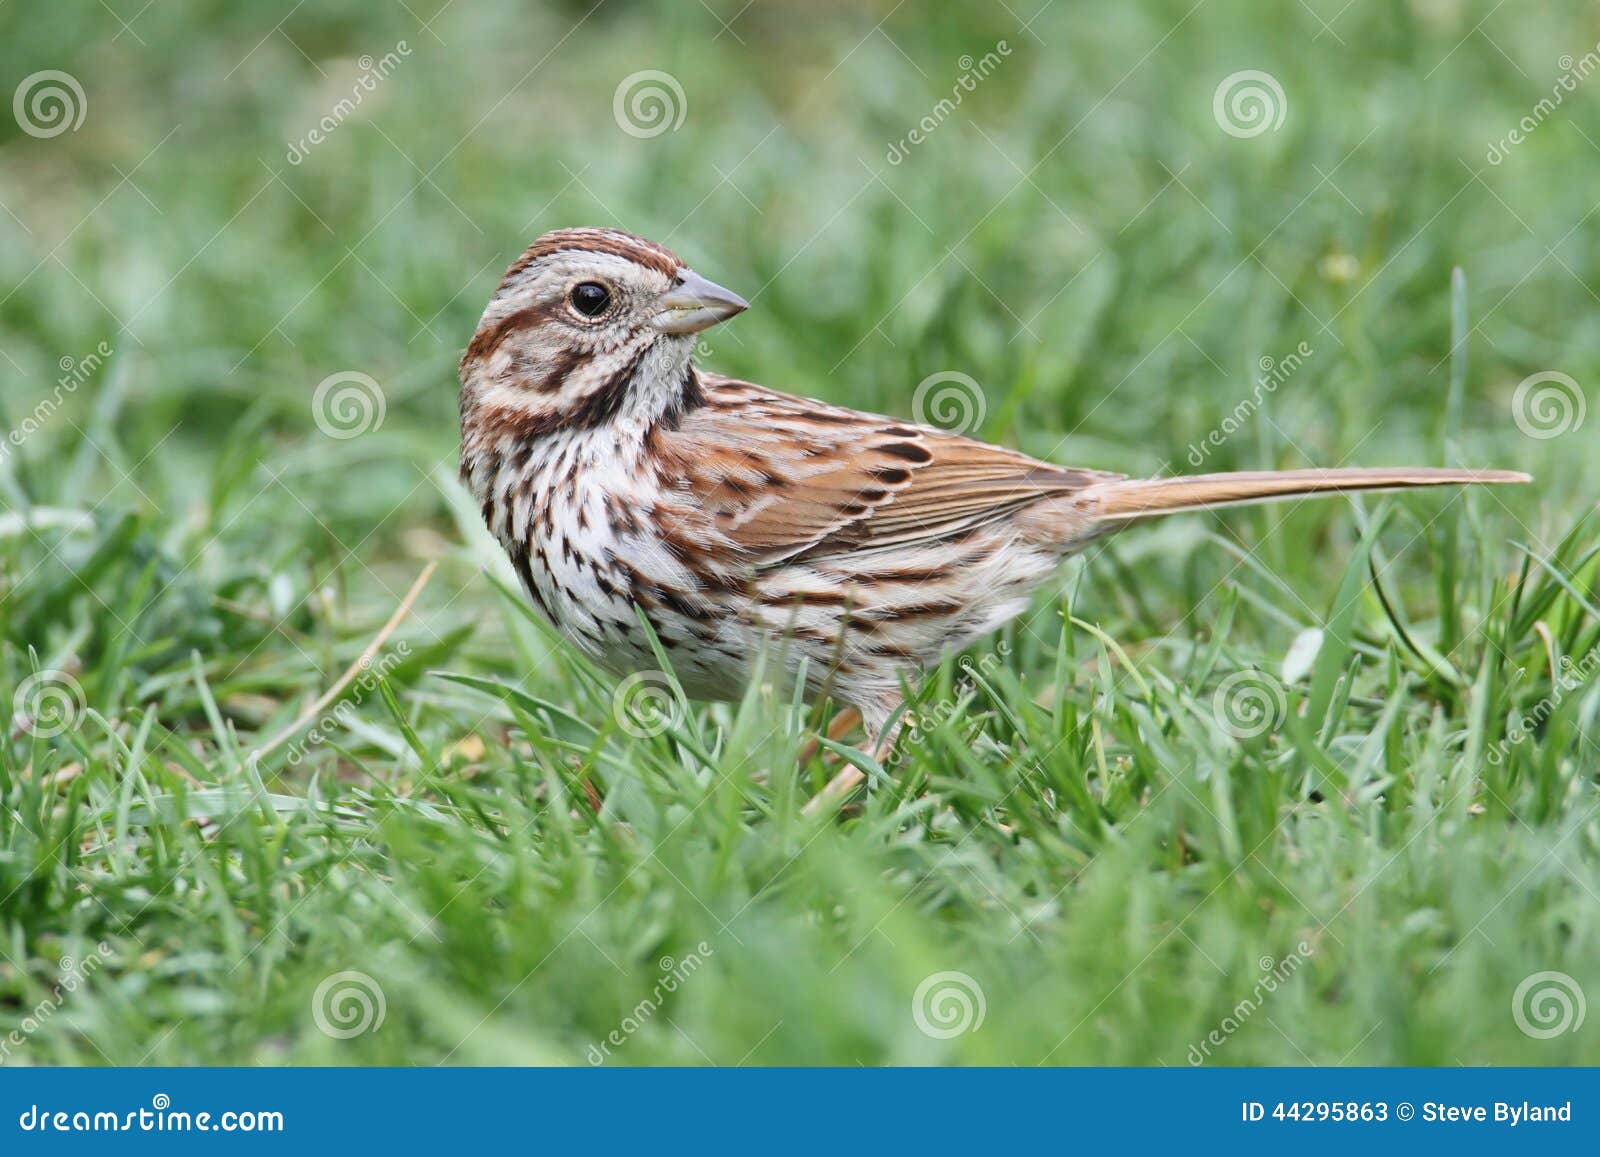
[{"x1": 1, "y1": 0, "x2": 1598, "y2": 1064}]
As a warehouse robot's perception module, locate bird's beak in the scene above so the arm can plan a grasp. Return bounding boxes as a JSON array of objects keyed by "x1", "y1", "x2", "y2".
[{"x1": 651, "y1": 269, "x2": 749, "y2": 334}]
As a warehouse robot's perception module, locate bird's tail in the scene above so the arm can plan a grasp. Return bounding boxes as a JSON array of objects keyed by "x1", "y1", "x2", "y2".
[{"x1": 1081, "y1": 467, "x2": 1530, "y2": 522}]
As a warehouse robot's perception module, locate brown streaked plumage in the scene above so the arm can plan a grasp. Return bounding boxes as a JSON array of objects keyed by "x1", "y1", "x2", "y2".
[{"x1": 458, "y1": 226, "x2": 1530, "y2": 809}]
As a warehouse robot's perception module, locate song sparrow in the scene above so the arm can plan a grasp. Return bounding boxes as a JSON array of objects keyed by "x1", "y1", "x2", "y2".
[{"x1": 459, "y1": 227, "x2": 1528, "y2": 804}]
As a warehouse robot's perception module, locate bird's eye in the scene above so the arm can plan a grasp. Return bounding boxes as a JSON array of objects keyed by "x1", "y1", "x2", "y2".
[{"x1": 568, "y1": 281, "x2": 612, "y2": 319}]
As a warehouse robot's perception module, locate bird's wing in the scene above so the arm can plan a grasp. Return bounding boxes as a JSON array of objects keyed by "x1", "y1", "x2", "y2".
[{"x1": 656, "y1": 375, "x2": 1118, "y2": 568}]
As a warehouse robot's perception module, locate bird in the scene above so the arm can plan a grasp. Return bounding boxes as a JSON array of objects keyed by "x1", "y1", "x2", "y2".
[{"x1": 458, "y1": 227, "x2": 1529, "y2": 810}]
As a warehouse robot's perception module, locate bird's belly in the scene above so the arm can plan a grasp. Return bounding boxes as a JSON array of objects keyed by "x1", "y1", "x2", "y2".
[
  {"x1": 506, "y1": 470, "x2": 1064, "y2": 705},
  {"x1": 511, "y1": 483, "x2": 755, "y2": 699}
]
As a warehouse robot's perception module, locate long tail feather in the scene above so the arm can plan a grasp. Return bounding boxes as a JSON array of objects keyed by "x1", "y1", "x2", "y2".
[{"x1": 1084, "y1": 467, "x2": 1531, "y2": 521}]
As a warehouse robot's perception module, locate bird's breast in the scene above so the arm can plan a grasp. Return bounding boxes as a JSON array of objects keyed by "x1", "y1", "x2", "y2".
[{"x1": 478, "y1": 432, "x2": 734, "y2": 684}]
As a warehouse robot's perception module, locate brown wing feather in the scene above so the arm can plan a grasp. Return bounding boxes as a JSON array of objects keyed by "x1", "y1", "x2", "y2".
[{"x1": 657, "y1": 375, "x2": 1116, "y2": 567}]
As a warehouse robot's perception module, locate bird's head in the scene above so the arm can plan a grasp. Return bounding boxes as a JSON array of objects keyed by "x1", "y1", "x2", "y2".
[{"x1": 459, "y1": 227, "x2": 747, "y2": 440}]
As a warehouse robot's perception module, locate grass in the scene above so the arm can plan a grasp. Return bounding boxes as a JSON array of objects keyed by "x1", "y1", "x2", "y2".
[{"x1": 2, "y1": 0, "x2": 1599, "y2": 1065}]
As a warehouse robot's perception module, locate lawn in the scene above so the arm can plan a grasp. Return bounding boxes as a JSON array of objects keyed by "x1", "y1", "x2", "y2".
[{"x1": 2, "y1": 0, "x2": 1599, "y2": 1065}]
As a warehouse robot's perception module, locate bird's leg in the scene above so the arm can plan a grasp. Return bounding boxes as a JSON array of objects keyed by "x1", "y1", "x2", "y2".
[
  {"x1": 801, "y1": 702, "x2": 903, "y2": 817},
  {"x1": 796, "y1": 705, "x2": 862, "y2": 765}
]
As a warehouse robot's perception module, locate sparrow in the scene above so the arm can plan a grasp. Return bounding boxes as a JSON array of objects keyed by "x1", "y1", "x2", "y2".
[{"x1": 458, "y1": 227, "x2": 1528, "y2": 806}]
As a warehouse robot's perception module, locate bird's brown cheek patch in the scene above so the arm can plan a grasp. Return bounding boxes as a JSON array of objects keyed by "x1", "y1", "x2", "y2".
[
  {"x1": 529, "y1": 346, "x2": 587, "y2": 394},
  {"x1": 464, "y1": 301, "x2": 567, "y2": 363}
]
